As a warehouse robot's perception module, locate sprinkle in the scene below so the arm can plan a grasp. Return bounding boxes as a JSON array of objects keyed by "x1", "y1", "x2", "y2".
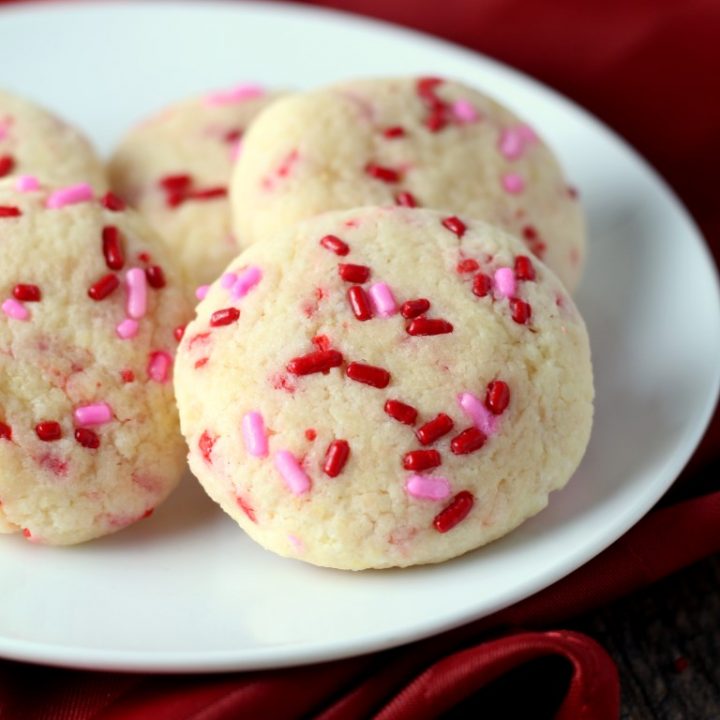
[
  {"x1": 287, "y1": 349, "x2": 344, "y2": 375},
  {"x1": 220, "y1": 272, "x2": 237, "y2": 289},
  {"x1": 382, "y1": 126, "x2": 406, "y2": 138},
  {"x1": 433, "y1": 491, "x2": 474, "y2": 532},
  {"x1": 452, "y1": 99, "x2": 479, "y2": 123},
  {"x1": 0, "y1": 206, "x2": 21, "y2": 218},
  {"x1": 458, "y1": 392, "x2": 498, "y2": 436},
  {"x1": 145, "y1": 265, "x2": 166, "y2": 289},
  {"x1": 126, "y1": 268, "x2": 147, "y2": 319},
  {"x1": 102, "y1": 226, "x2": 125, "y2": 271},
  {"x1": 442, "y1": 216, "x2": 466, "y2": 237},
  {"x1": 288, "y1": 534, "x2": 303, "y2": 550},
  {"x1": 0, "y1": 154, "x2": 15, "y2": 178},
  {"x1": 210, "y1": 307, "x2": 240, "y2": 327},
  {"x1": 2, "y1": 298, "x2": 29, "y2": 321},
  {"x1": 45, "y1": 183, "x2": 93, "y2": 209},
  {"x1": 514, "y1": 255, "x2": 536, "y2": 281},
  {"x1": 159, "y1": 174, "x2": 192, "y2": 193},
  {"x1": 394, "y1": 191, "x2": 418, "y2": 207},
  {"x1": 510, "y1": 298, "x2": 532, "y2": 324},
  {"x1": 384, "y1": 399, "x2": 418, "y2": 425},
  {"x1": 274, "y1": 450, "x2": 311, "y2": 495},
  {"x1": 416, "y1": 413, "x2": 454, "y2": 445},
  {"x1": 493, "y1": 267, "x2": 516, "y2": 298},
  {"x1": 195, "y1": 284, "x2": 210, "y2": 300},
  {"x1": 231, "y1": 265, "x2": 262, "y2": 299},
  {"x1": 457, "y1": 258, "x2": 479, "y2": 273},
  {"x1": 116, "y1": 318, "x2": 139, "y2": 339},
  {"x1": 88, "y1": 273, "x2": 119, "y2": 301},
  {"x1": 15, "y1": 175, "x2": 39, "y2": 192},
  {"x1": 242, "y1": 411, "x2": 268, "y2": 457},
  {"x1": 364, "y1": 162, "x2": 400, "y2": 183},
  {"x1": 74, "y1": 403, "x2": 112, "y2": 426},
  {"x1": 346, "y1": 362, "x2": 390, "y2": 388},
  {"x1": 305, "y1": 428, "x2": 317, "y2": 441},
  {"x1": 368, "y1": 283, "x2": 397, "y2": 317},
  {"x1": 425, "y1": 107, "x2": 448, "y2": 132},
  {"x1": 485, "y1": 380, "x2": 511, "y2": 415},
  {"x1": 74, "y1": 428, "x2": 100, "y2": 449},
  {"x1": 401, "y1": 298, "x2": 430, "y2": 319},
  {"x1": 0, "y1": 422, "x2": 12, "y2": 440},
  {"x1": 205, "y1": 82, "x2": 265, "y2": 106},
  {"x1": 406, "y1": 317, "x2": 453, "y2": 336},
  {"x1": 12, "y1": 284, "x2": 41, "y2": 302},
  {"x1": 199, "y1": 431, "x2": 216, "y2": 463},
  {"x1": 472, "y1": 273, "x2": 493, "y2": 297},
  {"x1": 320, "y1": 235, "x2": 350, "y2": 256},
  {"x1": 148, "y1": 351, "x2": 172, "y2": 383},
  {"x1": 186, "y1": 186, "x2": 227, "y2": 202},
  {"x1": 323, "y1": 439, "x2": 350, "y2": 477},
  {"x1": 501, "y1": 173, "x2": 525, "y2": 194},
  {"x1": 236, "y1": 497, "x2": 256, "y2": 523},
  {"x1": 498, "y1": 128, "x2": 523, "y2": 160},
  {"x1": 120, "y1": 369, "x2": 135, "y2": 383},
  {"x1": 450, "y1": 427, "x2": 487, "y2": 455},
  {"x1": 174, "y1": 325, "x2": 186, "y2": 342},
  {"x1": 403, "y1": 449, "x2": 441, "y2": 471},
  {"x1": 406, "y1": 474, "x2": 451, "y2": 501},
  {"x1": 35, "y1": 421, "x2": 62, "y2": 442},
  {"x1": 417, "y1": 76, "x2": 444, "y2": 99},
  {"x1": 347, "y1": 286, "x2": 373, "y2": 321},
  {"x1": 101, "y1": 192, "x2": 126, "y2": 211},
  {"x1": 338, "y1": 263, "x2": 370, "y2": 283}
]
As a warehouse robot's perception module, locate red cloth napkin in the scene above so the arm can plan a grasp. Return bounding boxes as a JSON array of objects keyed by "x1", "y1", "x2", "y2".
[{"x1": 1, "y1": 1, "x2": 718, "y2": 718}]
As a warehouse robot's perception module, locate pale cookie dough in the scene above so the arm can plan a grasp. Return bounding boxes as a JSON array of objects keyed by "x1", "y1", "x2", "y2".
[
  {"x1": 0, "y1": 178, "x2": 191, "y2": 545},
  {"x1": 0, "y1": 90, "x2": 106, "y2": 190},
  {"x1": 108, "y1": 83, "x2": 282, "y2": 291},
  {"x1": 175, "y1": 206, "x2": 594, "y2": 570},
  {"x1": 231, "y1": 76, "x2": 586, "y2": 292}
]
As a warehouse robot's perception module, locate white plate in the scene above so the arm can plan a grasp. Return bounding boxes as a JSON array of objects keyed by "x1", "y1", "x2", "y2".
[{"x1": 0, "y1": 0, "x2": 718, "y2": 674}]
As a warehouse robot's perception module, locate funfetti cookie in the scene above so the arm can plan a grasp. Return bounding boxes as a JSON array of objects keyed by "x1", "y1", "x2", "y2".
[
  {"x1": 230, "y1": 77, "x2": 586, "y2": 293},
  {"x1": 108, "y1": 83, "x2": 282, "y2": 292},
  {"x1": 0, "y1": 179, "x2": 191, "y2": 545},
  {"x1": 174, "y1": 206, "x2": 594, "y2": 570},
  {"x1": 0, "y1": 90, "x2": 106, "y2": 190}
]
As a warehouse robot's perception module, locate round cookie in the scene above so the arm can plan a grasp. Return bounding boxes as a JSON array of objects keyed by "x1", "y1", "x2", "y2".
[
  {"x1": 175, "y1": 206, "x2": 594, "y2": 570},
  {"x1": 231, "y1": 77, "x2": 585, "y2": 293},
  {"x1": 0, "y1": 179, "x2": 191, "y2": 544},
  {"x1": 108, "y1": 83, "x2": 282, "y2": 292},
  {"x1": 0, "y1": 90, "x2": 106, "y2": 189}
]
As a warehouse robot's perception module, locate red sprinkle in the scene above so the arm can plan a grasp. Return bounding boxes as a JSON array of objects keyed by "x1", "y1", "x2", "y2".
[
  {"x1": 120, "y1": 369, "x2": 135, "y2": 383},
  {"x1": 311, "y1": 334, "x2": 331, "y2": 351},
  {"x1": 88, "y1": 273, "x2": 119, "y2": 301},
  {"x1": 416, "y1": 413, "x2": 454, "y2": 445},
  {"x1": 338, "y1": 263, "x2": 371, "y2": 283},
  {"x1": 0, "y1": 206, "x2": 21, "y2": 218},
  {"x1": 287, "y1": 350, "x2": 344, "y2": 376},
  {"x1": 0, "y1": 154, "x2": 15, "y2": 178},
  {"x1": 0, "y1": 422, "x2": 12, "y2": 441},
  {"x1": 364, "y1": 162, "x2": 400, "y2": 183},
  {"x1": 457, "y1": 258, "x2": 479, "y2": 273},
  {"x1": 210, "y1": 307, "x2": 240, "y2": 327},
  {"x1": 384, "y1": 399, "x2": 418, "y2": 425},
  {"x1": 101, "y1": 192, "x2": 126, "y2": 211},
  {"x1": 522, "y1": 225, "x2": 538, "y2": 241},
  {"x1": 159, "y1": 174, "x2": 192, "y2": 192},
  {"x1": 102, "y1": 226, "x2": 125, "y2": 271},
  {"x1": 383, "y1": 125, "x2": 406, "y2": 138},
  {"x1": 485, "y1": 380, "x2": 510, "y2": 415},
  {"x1": 442, "y1": 216, "x2": 466, "y2": 237},
  {"x1": 224, "y1": 128, "x2": 243, "y2": 143},
  {"x1": 403, "y1": 449, "x2": 441, "y2": 471},
  {"x1": 195, "y1": 358, "x2": 208, "y2": 369},
  {"x1": 305, "y1": 428, "x2": 317, "y2": 441},
  {"x1": 417, "y1": 77, "x2": 444, "y2": 102},
  {"x1": 450, "y1": 427, "x2": 487, "y2": 455},
  {"x1": 323, "y1": 439, "x2": 350, "y2": 477},
  {"x1": 74, "y1": 428, "x2": 100, "y2": 449},
  {"x1": 406, "y1": 317, "x2": 454, "y2": 336},
  {"x1": 472, "y1": 273, "x2": 493, "y2": 298},
  {"x1": 347, "y1": 286, "x2": 373, "y2": 321},
  {"x1": 394, "y1": 191, "x2": 418, "y2": 208},
  {"x1": 510, "y1": 298, "x2": 532, "y2": 325},
  {"x1": 145, "y1": 265, "x2": 166, "y2": 289},
  {"x1": 22, "y1": 529, "x2": 31, "y2": 539},
  {"x1": 401, "y1": 298, "x2": 430, "y2": 319},
  {"x1": 425, "y1": 107, "x2": 448, "y2": 132},
  {"x1": 187, "y1": 186, "x2": 227, "y2": 201},
  {"x1": 174, "y1": 325, "x2": 186, "y2": 342},
  {"x1": 12, "y1": 284, "x2": 41, "y2": 302},
  {"x1": 320, "y1": 234, "x2": 349, "y2": 256},
  {"x1": 137, "y1": 252, "x2": 152, "y2": 264},
  {"x1": 35, "y1": 421, "x2": 62, "y2": 442},
  {"x1": 433, "y1": 491, "x2": 474, "y2": 533},
  {"x1": 514, "y1": 255, "x2": 536, "y2": 281},
  {"x1": 346, "y1": 362, "x2": 390, "y2": 388},
  {"x1": 198, "y1": 430, "x2": 216, "y2": 463},
  {"x1": 236, "y1": 496, "x2": 257, "y2": 523}
]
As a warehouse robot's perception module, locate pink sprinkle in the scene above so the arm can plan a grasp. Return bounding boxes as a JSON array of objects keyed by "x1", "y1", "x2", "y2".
[
  {"x1": 452, "y1": 99, "x2": 480, "y2": 124},
  {"x1": 126, "y1": 268, "x2": 147, "y2": 319},
  {"x1": 498, "y1": 128, "x2": 524, "y2": 160},
  {"x1": 493, "y1": 267, "x2": 516, "y2": 298},
  {"x1": 368, "y1": 282, "x2": 398, "y2": 317},
  {"x1": 148, "y1": 351, "x2": 172, "y2": 383},
  {"x1": 231, "y1": 265, "x2": 262, "y2": 299},
  {"x1": 230, "y1": 139, "x2": 244, "y2": 162},
  {"x1": 1, "y1": 298, "x2": 29, "y2": 321},
  {"x1": 45, "y1": 183, "x2": 94, "y2": 209},
  {"x1": 116, "y1": 317, "x2": 139, "y2": 339},
  {"x1": 220, "y1": 272, "x2": 237, "y2": 289},
  {"x1": 288, "y1": 534, "x2": 304, "y2": 551},
  {"x1": 458, "y1": 392, "x2": 498, "y2": 436},
  {"x1": 195, "y1": 284, "x2": 210, "y2": 301},
  {"x1": 15, "y1": 175, "x2": 40, "y2": 192},
  {"x1": 405, "y1": 474, "x2": 451, "y2": 501},
  {"x1": 74, "y1": 402, "x2": 112, "y2": 426},
  {"x1": 242, "y1": 411, "x2": 268, "y2": 457},
  {"x1": 205, "y1": 83, "x2": 265, "y2": 106},
  {"x1": 502, "y1": 173, "x2": 525, "y2": 194},
  {"x1": 274, "y1": 450, "x2": 311, "y2": 495},
  {"x1": 517, "y1": 124, "x2": 538, "y2": 143}
]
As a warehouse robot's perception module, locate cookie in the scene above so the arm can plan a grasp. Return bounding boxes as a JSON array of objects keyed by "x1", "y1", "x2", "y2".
[
  {"x1": 0, "y1": 90, "x2": 106, "y2": 189},
  {"x1": 108, "y1": 83, "x2": 281, "y2": 291},
  {"x1": 174, "y1": 206, "x2": 594, "y2": 570},
  {"x1": 0, "y1": 179, "x2": 191, "y2": 544},
  {"x1": 230, "y1": 77, "x2": 585, "y2": 293}
]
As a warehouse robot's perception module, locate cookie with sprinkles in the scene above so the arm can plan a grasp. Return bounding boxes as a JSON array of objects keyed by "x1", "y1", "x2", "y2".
[
  {"x1": 0, "y1": 90, "x2": 106, "y2": 190},
  {"x1": 230, "y1": 76, "x2": 586, "y2": 293},
  {"x1": 108, "y1": 83, "x2": 282, "y2": 292},
  {"x1": 174, "y1": 206, "x2": 593, "y2": 570},
  {"x1": 0, "y1": 178, "x2": 190, "y2": 544}
]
